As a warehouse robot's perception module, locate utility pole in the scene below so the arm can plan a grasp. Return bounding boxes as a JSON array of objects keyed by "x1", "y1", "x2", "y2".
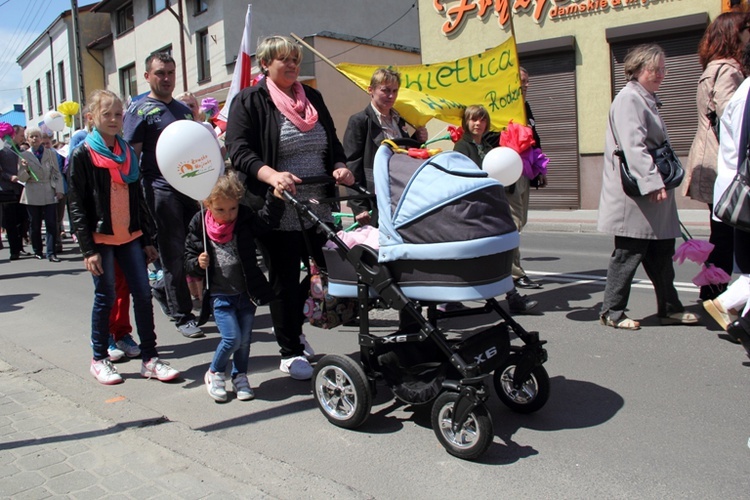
[
  {"x1": 167, "y1": 1, "x2": 188, "y2": 92},
  {"x1": 70, "y1": 0, "x2": 84, "y2": 128}
]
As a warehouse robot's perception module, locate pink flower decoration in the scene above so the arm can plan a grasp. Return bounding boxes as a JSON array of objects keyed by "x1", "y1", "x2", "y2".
[
  {"x1": 251, "y1": 73, "x2": 265, "y2": 86},
  {"x1": 0, "y1": 122, "x2": 13, "y2": 139},
  {"x1": 673, "y1": 239, "x2": 714, "y2": 265},
  {"x1": 520, "y1": 147, "x2": 549, "y2": 180},
  {"x1": 692, "y1": 264, "x2": 731, "y2": 287},
  {"x1": 200, "y1": 97, "x2": 219, "y2": 118},
  {"x1": 423, "y1": 125, "x2": 464, "y2": 147},
  {"x1": 500, "y1": 120, "x2": 536, "y2": 153},
  {"x1": 448, "y1": 125, "x2": 463, "y2": 143}
]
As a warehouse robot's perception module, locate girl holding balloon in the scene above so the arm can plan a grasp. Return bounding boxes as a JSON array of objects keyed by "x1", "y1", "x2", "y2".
[
  {"x1": 68, "y1": 89, "x2": 181, "y2": 385},
  {"x1": 184, "y1": 171, "x2": 284, "y2": 402}
]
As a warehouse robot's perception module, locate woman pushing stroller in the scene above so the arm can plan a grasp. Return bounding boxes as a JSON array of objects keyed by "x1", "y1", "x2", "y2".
[{"x1": 225, "y1": 35, "x2": 354, "y2": 381}]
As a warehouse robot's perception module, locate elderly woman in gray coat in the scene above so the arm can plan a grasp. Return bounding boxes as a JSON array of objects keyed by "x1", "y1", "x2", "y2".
[{"x1": 597, "y1": 44, "x2": 699, "y2": 330}]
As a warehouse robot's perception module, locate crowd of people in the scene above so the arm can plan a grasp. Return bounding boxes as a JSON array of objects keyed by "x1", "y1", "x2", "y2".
[{"x1": 2, "y1": 19, "x2": 750, "y2": 400}]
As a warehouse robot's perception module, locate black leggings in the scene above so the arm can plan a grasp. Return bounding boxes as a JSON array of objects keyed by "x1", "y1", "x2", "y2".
[{"x1": 257, "y1": 228, "x2": 327, "y2": 358}]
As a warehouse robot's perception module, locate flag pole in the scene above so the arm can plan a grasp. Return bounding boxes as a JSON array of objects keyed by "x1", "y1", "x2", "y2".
[
  {"x1": 504, "y1": 7, "x2": 526, "y2": 128},
  {"x1": 290, "y1": 32, "x2": 370, "y2": 99},
  {"x1": 290, "y1": 33, "x2": 339, "y2": 71}
]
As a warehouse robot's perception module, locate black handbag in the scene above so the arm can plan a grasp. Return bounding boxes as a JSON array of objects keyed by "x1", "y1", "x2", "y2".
[
  {"x1": 615, "y1": 141, "x2": 684, "y2": 197},
  {"x1": 707, "y1": 110, "x2": 720, "y2": 141}
]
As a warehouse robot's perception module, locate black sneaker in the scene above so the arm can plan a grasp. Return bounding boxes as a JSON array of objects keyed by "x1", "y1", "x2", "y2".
[{"x1": 507, "y1": 292, "x2": 538, "y2": 314}]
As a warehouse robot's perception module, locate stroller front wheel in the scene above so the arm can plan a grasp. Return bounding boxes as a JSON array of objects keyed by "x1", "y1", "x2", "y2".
[
  {"x1": 431, "y1": 391, "x2": 493, "y2": 460},
  {"x1": 493, "y1": 355, "x2": 550, "y2": 413},
  {"x1": 313, "y1": 354, "x2": 372, "y2": 429}
]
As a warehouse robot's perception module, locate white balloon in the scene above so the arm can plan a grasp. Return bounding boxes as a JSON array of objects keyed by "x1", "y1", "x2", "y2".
[
  {"x1": 43, "y1": 111, "x2": 65, "y2": 132},
  {"x1": 155, "y1": 120, "x2": 223, "y2": 200},
  {"x1": 482, "y1": 147, "x2": 523, "y2": 186}
]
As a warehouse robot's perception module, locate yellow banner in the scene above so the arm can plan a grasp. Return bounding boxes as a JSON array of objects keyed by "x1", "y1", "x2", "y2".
[{"x1": 336, "y1": 37, "x2": 525, "y2": 131}]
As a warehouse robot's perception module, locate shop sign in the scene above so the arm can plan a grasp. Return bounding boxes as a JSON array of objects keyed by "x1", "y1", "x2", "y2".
[{"x1": 433, "y1": 0, "x2": 657, "y2": 35}]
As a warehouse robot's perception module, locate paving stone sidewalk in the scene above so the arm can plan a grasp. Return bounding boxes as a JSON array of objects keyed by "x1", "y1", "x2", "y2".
[{"x1": 0, "y1": 359, "x2": 263, "y2": 499}]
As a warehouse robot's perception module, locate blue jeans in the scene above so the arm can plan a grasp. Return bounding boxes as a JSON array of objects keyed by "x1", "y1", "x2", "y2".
[
  {"x1": 90, "y1": 239, "x2": 158, "y2": 361},
  {"x1": 209, "y1": 293, "x2": 257, "y2": 376},
  {"x1": 143, "y1": 182, "x2": 198, "y2": 326}
]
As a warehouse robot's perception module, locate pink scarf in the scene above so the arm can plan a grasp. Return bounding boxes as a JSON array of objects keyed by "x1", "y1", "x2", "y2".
[
  {"x1": 266, "y1": 78, "x2": 319, "y2": 132},
  {"x1": 204, "y1": 209, "x2": 236, "y2": 244}
]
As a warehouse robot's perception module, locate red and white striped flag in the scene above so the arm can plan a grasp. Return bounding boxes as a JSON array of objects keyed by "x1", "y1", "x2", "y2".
[{"x1": 216, "y1": 4, "x2": 255, "y2": 131}]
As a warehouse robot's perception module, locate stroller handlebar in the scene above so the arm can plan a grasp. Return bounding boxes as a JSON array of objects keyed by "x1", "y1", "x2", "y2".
[{"x1": 296, "y1": 175, "x2": 371, "y2": 197}]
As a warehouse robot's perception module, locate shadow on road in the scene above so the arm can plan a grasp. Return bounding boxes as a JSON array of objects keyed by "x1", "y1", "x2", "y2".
[
  {"x1": 0, "y1": 416, "x2": 172, "y2": 451},
  {"x1": 396, "y1": 374, "x2": 623, "y2": 465},
  {"x1": 0, "y1": 293, "x2": 40, "y2": 313},
  {"x1": 478, "y1": 375, "x2": 624, "y2": 464}
]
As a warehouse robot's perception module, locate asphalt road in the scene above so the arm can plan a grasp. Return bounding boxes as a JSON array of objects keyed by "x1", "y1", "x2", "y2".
[{"x1": 1, "y1": 231, "x2": 748, "y2": 498}]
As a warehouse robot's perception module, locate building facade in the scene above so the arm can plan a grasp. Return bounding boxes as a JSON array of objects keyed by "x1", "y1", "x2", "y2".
[
  {"x1": 17, "y1": 4, "x2": 109, "y2": 138},
  {"x1": 91, "y1": 0, "x2": 422, "y2": 131},
  {"x1": 418, "y1": 0, "x2": 724, "y2": 209}
]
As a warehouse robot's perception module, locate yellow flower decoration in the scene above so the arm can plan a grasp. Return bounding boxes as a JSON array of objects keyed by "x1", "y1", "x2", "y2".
[{"x1": 58, "y1": 101, "x2": 80, "y2": 127}]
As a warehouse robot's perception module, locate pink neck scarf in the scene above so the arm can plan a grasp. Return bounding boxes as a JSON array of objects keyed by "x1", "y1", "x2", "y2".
[
  {"x1": 204, "y1": 209, "x2": 236, "y2": 244},
  {"x1": 266, "y1": 78, "x2": 319, "y2": 132}
]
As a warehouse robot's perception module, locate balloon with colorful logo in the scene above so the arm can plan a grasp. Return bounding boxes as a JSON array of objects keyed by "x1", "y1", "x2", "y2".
[{"x1": 155, "y1": 120, "x2": 223, "y2": 200}]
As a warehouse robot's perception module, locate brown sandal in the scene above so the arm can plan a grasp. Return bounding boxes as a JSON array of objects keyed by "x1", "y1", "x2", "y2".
[{"x1": 600, "y1": 314, "x2": 640, "y2": 330}]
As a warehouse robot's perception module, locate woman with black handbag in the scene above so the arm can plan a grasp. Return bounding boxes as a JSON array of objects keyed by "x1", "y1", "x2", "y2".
[
  {"x1": 704, "y1": 45, "x2": 750, "y2": 358},
  {"x1": 686, "y1": 12, "x2": 750, "y2": 300},
  {"x1": 597, "y1": 44, "x2": 699, "y2": 330}
]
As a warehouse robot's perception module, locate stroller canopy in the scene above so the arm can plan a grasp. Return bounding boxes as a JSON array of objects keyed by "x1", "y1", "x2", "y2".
[{"x1": 374, "y1": 146, "x2": 518, "y2": 264}]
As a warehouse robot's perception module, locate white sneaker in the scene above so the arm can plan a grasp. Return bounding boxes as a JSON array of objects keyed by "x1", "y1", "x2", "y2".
[
  {"x1": 90, "y1": 359, "x2": 123, "y2": 385},
  {"x1": 141, "y1": 357, "x2": 180, "y2": 382},
  {"x1": 232, "y1": 373, "x2": 255, "y2": 401},
  {"x1": 300, "y1": 333, "x2": 315, "y2": 359},
  {"x1": 176, "y1": 320, "x2": 204, "y2": 338},
  {"x1": 107, "y1": 337, "x2": 125, "y2": 362},
  {"x1": 279, "y1": 356, "x2": 313, "y2": 380},
  {"x1": 205, "y1": 370, "x2": 227, "y2": 402},
  {"x1": 115, "y1": 334, "x2": 141, "y2": 358}
]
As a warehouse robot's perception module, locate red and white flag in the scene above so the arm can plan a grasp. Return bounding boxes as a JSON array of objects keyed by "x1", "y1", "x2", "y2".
[{"x1": 216, "y1": 4, "x2": 255, "y2": 132}]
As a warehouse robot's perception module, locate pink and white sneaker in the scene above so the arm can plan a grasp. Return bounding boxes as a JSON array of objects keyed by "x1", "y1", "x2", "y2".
[
  {"x1": 90, "y1": 359, "x2": 123, "y2": 385},
  {"x1": 141, "y1": 357, "x2": 180, "y2": 382}
]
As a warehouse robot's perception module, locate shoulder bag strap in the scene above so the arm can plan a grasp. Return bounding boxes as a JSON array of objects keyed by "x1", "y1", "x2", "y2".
[{"x1": 708, "y1": 64, "x2": 725, "y2": 112}]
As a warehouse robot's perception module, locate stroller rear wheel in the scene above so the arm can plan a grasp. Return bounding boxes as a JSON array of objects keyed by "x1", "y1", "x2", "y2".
[
  {"x1": 493, "y1": 355, "x2": 550, "y2": 413},
  {"x1": 313, "y1": 354, "x2": 372, "y2": 429},
  {"x1": 431, "y1": 391, "x2": 493, "y2": 460}
]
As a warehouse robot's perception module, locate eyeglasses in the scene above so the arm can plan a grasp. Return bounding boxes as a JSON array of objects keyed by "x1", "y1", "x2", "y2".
[{"x1": 652, "y1": 66, "x2": 668, "y2": 76}]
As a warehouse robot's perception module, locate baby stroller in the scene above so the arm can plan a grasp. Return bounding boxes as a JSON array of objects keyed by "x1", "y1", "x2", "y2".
[{"x1": 286, "y1": 142, "x2": 549, "y2": 460}]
